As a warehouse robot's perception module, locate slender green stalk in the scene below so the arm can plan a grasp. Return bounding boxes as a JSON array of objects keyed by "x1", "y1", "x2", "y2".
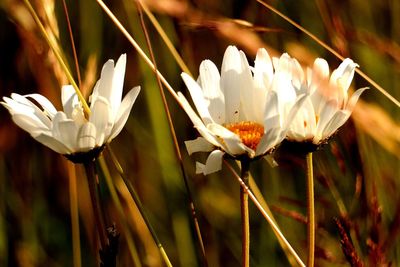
[
  {"x1": 224, "y1": 161, "x2": 305, "y2": 267},
  {"x1": 22, "y1": 0, "x2": 91, "y2": 115},
  {"x1": 105, "y1": 148, "x2": 173, "y2": 267},
  {"x1": 97, "y1": 157, "x2": 143, "y2": 267},
  {"x1": 306, "y1": 152, "x2": 315, "y2": 267},
  {"x1": 134, "y1": 2, "x2": 207, "y2": 265},
  {"x1": 240, "y1": 159, "x2": 251, "y2": 267},
  {"x1": 68, "y1": 162, "x2": 81, "y2": 267},
  {"x1": 84, "y1": 161, "x2": 107, "y2": 251}
]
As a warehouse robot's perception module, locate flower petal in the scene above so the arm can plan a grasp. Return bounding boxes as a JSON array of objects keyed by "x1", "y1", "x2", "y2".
[
  {"x1": 31, "y1": 130, "x2": 71, "y2": 154},
  {"x1": 197, "y1": 149, "x2": 225, "y2": 175},
  {"x1": 109, "y1": 54, "x2": 127, "y2": 119},
  {"x1": 346, "y1": 87, "x2": 368, "y2": 112},
  {"x1": 77, "y1": 122, "x2": 97, "y2": 152},
  {"x1": 24, "y1": 93, "x2": 57, "y2": 119},
  {"x1": 256, "y1": 126, "x2": 282, "y2": 156},
  {"x1": 89, "y1": 95, "x2": 113, "y2": 146},
  {"x1": 109, "y1": 86, "x2": 141, "y2": 141},
  {"x1": 198, "y1": 60, "x2": 225, "y2": 124},
  {"x1": 185, "y1": 137, "x2": 215, "y2": 155},
  {"x1": 181, "y1": 73, "x2": 213, "y2": 125},
  {"x1": 90, "y1": 58, "x2": 115, "y2": 108},
  {"x1": 207, "y1": 123, "x2": 250, "y2": 156},
  {"x1": 177, "y1": 92, "x2": 221, "y2": 147},
  {"x1": 62, "y1": 85, "x2": 80, "y2": 118},
  {"x1": 220, "y1": 46, "x2": 243, "y2": 123},
  {"x1": 254, "y1": 48, "x2": 273, "y2": 90}
]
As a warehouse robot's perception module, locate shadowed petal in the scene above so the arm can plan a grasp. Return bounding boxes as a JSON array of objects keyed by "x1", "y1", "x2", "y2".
[
  {"x1": 185, "y1": 137, "x2": 215, "y2": 155},
  {"x1": 346, "y1": 87, "x2": 368, "y2": 112},
  {"x1": 207, "y1": 123, "x2": 249, "y2": 155},
  {"x1": 256, "y1": 127, "x2": 282, "y2": 156},
  {"x1": 62, "y1": 85, "x2": 79, "y2": 118},
  {"x1": 196, "y1": 150, "x2": 225, "y2": 175}
]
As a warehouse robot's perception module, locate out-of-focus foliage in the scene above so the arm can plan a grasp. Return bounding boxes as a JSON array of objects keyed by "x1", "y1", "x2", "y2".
[{"x1": 0, "y1": 0, "x2": 399, "y2": 266}]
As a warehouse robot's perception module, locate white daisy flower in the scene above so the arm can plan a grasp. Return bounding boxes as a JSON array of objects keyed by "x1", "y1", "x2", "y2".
[
  {"x1": 2, "y1": 54, "x2": 140, "y2": 163},
  {"x1": 179, "y1": 46, "x2": 306, "y2": 175},
  {"x1": 285, "y1": 57, "x2": 367, "y2": 146}
]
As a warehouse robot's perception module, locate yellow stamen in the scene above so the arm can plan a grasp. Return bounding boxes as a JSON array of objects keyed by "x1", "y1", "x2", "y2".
[{"x1": 224, "y1": 121, "x2": 264, "y2": 150}]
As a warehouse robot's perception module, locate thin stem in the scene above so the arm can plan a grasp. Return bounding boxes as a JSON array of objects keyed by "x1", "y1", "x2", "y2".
[
  {"x1": 224, "y1": 161, "x2": 305, "y2": 267},
  {"x1": 97, "y1": 157, "x2": 143, "y2": 267},
  {"x1": 68, "y1": 162, "x2": 81, "y2": 267},
  {"x1": 61, "y1": 0, "x2": 82, "y2": 88},
  {"x1": 84, "y1": 161, "x2": 107, "y2": 251},
  {"x1": 240, "y1": 160, "x2": 251, "y2": 267},
  {"x1": 306, "y1": 152, "x2": 315, "y2": 267},
  {"x1": 101, "y1": 152, "x2": 173, "y2": 267},
  {"x1": 134, "y1": 2, "x2": 207, "y2": 265},
  {"x1": 256, "y1": 0, "x2": 400, "y2": 109},
  {"x1": 22, "y1": 0, "x2": 91, "y2": 115}
]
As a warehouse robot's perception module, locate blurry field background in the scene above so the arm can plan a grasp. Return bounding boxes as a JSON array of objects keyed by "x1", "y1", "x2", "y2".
[{"x1": 0, "y1": 0, "x2": 400, "y2": 266}]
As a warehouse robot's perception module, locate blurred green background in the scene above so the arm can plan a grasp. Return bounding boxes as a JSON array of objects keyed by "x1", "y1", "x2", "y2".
[{"x1": 0, "y1": 0, "x2": 400, "y2": 266}]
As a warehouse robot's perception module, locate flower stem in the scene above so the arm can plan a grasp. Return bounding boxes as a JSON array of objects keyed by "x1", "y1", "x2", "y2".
[
  {"x1": 67, "y1": 162, "x2": 81, "y2": 267},
  {"x1": 84, "y1": 161, "x2": 107, "y2": 251},
  {"x1": 306, "y1": 152, "x2": 315, "y2": 267},
  {"x1": 240, "y1": 159, "x2": 251, "y2": 267}
]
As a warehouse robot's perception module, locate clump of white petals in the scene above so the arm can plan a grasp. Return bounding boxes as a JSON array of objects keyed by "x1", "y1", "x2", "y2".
[
  {"x1": 285, "y1": 57, "x2": 367, "y2": 144},
  {"x1": 2, "y1": 54, "x2": 140, "y2": 156},
  {"x1": 179, "y1": 46, "x2": 306, "y2": 175}
]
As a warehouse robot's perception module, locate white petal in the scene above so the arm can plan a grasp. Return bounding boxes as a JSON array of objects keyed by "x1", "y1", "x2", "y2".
[
  {"x1": 89, "y1": 96, "x2": 113, "y2": 146},
  {"x1": 237, "y1": 50, "x2": 257, "y2": 121},
  {"x1": 185, "y1": 137, "x2": 215, "y2": 155},
  {"x1": 181, "y1": 73, "x2": 213, "y2": 125},
  {"x1": 31, "y1": 131, "x2": 71, "y2": 154},
  {"x1": 109, "y1": 86, "x2": 141, "y2": 141},
  {"x1": 24, "y1": 93, "x2": 57, "y2": 118},
  {"x1": 220, "y1": 46, "x2": 242, "y2": 123},
  {"x1": 90, "y1": 58, "x2": 115, "y2": 108},
  {"x1": 177, "y1": 92, "x2": 221, "y2": 147},
  {"x1": 109, "y1": 54, "x2": 127, "y2": 119},
  {"x1": 77, "y1": 122, "x2": 97, "y2": 152},
  {"x1": 198, "y1": 60, "x2": 225, "y2": 124},
  {"x1": 10, "y1": 93, "x2": 52, "y2": 128},
  {"x1": 315, "y1": 100, "x2": 337, "y2": 139},
  {"x1": 53, "y1": 116, "x2": 79, "y2": 152},
  {"x1": 200, "y1": 150, "x2": 225, "y2": 175},
  {"x1": 256, "y1": 127, "x2": 283, "y2": 156},
  {"x1": 254, "y1": 48, "x2": 273, "y2": 89},
  {"x1": 346, "y1": 87, "x2": 368, "y2": 112},
  {"x1": 62, "y1": 85, "x2": 79, "y2": 118},
  {"x1": 321, "y1": 110, "x2": 351, "y2": 140},
  {"x1": 8, "y1": 113, "x2": 49, "y2": 133},
  {"x1": 207, "y1": 123, "x2": 249, "y2": 155},
  {"x1": 282, "y1": 94, "x2": 308, "y2": 130},
  {"x1": 329, "y1": 58, "x2": 357, "y2": 105}
]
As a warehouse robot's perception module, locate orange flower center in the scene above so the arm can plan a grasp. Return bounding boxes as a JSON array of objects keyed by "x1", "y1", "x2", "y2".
[{"x1": 224, "y1": 121, "x2": 264, "y2": 150}]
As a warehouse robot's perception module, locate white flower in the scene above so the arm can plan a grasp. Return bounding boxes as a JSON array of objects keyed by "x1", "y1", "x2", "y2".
[
  {"x1": 2, "y1": 54, "x2": 140, "y2": 161},
  {"x1": 179, "y1": 46, "x2": 306, "y2": 175},
  {"x1": 285, "y1": 57, "x2": 367, "y2": 145}
]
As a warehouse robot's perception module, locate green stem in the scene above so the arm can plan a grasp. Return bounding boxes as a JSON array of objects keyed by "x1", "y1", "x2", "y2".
[
  {"x1": 84, "y1": 161, "x2": 107, "y2": 251},
  {"x1": 68, "y1": 163, "x2": 81, "y2": 267},
  {"x1": 306, "y1": 152, "x2": 315, "y2": 267},
  {"x1": 104, "y1": 150, "x2": 173, "y2": 267},
  {"x1": 240, "y1": 159, "x2": 251, "y2": 267}
]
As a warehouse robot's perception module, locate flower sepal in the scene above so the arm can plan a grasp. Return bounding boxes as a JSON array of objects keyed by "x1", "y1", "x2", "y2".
[{"x1": 64, "y1": 145, "x2": 105, "y2": 164}]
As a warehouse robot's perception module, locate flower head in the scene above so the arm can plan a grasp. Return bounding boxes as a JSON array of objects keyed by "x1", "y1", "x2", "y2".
[
  {"x1": 2, "y1": 54, "x2": 140, "y2": 163},
  {"x1": 179, "y1": 46, "x2": 306, "y2": 175},
  {"x1": 285, "y1": 57, "x2": 367, "y2": 148}
]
